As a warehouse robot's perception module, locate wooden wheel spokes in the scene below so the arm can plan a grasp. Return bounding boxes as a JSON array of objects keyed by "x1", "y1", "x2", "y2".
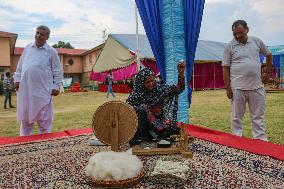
[{"x1": 92, "y1": 101, "x2": 138, "y2": 151}]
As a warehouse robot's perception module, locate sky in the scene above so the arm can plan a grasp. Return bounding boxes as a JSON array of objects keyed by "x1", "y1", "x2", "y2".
[{"x1": 0, "y1": 0, "x2": 283, "y2": 49}]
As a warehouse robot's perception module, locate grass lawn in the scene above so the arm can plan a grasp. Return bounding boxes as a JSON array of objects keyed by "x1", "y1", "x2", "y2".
[{"x1": 0, "y1": 90, "x2": 283, "y2": 145}]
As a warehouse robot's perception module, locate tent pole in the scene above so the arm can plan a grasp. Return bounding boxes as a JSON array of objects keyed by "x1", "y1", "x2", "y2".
[
  {"x1": 192, "y1": 63, "x2": 195, "y2": 90},
  {"x1": 281, "y1": 64, "x2": 283, "y2": 88},
  {"x1": 214, "y1": 62, "x2": 216, "y2": 90},
  {"x1": 135, "y1": 4, "x2": 140, "y2": 72}
]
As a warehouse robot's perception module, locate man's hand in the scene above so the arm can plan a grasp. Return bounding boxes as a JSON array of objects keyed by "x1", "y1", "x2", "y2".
[
  {"x1": 226, "y1": 87, "x2": 233, "y2": 99},
  {"x1": 223, "y1": 67, "x2": 232, "y2": 99},
  {"x1": 262, "y1": 67, "x2": 271, "y2": 83},
  {"x1": 177, "y1": 61, "x2": 185, "y2": 74},
  {"x1": 262, "y1": 73, "x2": 269, "y2": 83},
  {"x1": 15, "y1": 82, "x2": 20, "y2": 91},
  {"x1": 51, "y1": 89, "x2": 60, "y2": 96}
]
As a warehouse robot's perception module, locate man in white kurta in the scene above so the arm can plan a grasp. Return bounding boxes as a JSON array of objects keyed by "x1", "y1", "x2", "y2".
[{"x1": 14, "y1": 25, "x2": 63, "y2": 136}]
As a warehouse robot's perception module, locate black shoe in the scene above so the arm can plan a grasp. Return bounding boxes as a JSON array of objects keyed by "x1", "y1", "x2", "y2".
[
  {"x1": 4, "y1": 107, "x2": 7, "y2": 109},
  {"x1": 10, "y1": 105, "x2": 15, "y2": 108}
]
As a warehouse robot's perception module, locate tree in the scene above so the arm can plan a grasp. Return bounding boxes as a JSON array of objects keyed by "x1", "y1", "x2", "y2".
[{"x1": 53, "y1": 41, "x2": 74, "y2": 49}]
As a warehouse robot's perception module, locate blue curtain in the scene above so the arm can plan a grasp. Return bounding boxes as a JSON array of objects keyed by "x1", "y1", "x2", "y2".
[
  {"x1": 281, "y1": 55, "x2": 284, "y2": 88},
  {"x1": 136, "y1": 0, "x2": 205, "y2": 122},
  {"x1": 135, "y1": 0, "x2": 166, "y2": 81},
  {"x1": 260, "y1": 55, "x2": 281, "y2": 78},
  {"x1": 183, "y1": 0, "x2": 205, "y2": 100},
  {"x1": 273, "y1": 55, "x2": 281, "y2": 78},
  {"x1": 136, "y1": 0, "x2": 205, "y2": 85}
]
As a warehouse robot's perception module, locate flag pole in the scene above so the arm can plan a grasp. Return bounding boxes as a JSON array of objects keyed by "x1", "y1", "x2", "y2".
[{"x1": 135, "y1": 4, "x2": 140, "y2": 72}]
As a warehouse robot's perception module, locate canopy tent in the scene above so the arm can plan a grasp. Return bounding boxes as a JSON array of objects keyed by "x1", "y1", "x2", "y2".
[
  {"x1": 192, "y1": 40, "x2": 227, "y2": 90},
  {"x1": 194, "y1": 40, "x2": 226, "y2": 62},
  {"x1": 91, "y1": 34, "x2": 136, "y2": 82},
  {"x1": 192, "y1": 62, "x2": 224, "y2": 90},
  {"x1": 90, "y1": 34, "x2": 226, "y2": 86},
  {"x1": 91, "y1": 35, "x2": 135, "y2": 73},
  {"x1": 91, "y1": 34, "x2": 158, "y2": 82}
]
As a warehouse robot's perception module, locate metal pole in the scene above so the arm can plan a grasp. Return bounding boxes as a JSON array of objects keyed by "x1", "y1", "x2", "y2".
[
  {"x1": 281, "y1": 63, "x2": 283, "y2": 88},
  {"x1": 135, "y1": 4, "x2": 140, "y2": 72},
  {"x1": 192, "y1": 64, "x2": 195, "y2": 90},
  {"x1": 213, "y1": 62, "x2": 216, "y2": 89},
  {"x1": 102, "y1": 29, "x2": 106, "y2": 43}
]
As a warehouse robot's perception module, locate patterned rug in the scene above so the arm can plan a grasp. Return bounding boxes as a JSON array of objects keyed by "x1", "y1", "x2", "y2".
[{"x1": 0, "y1": 135, "x2": 283, "y2": 189}]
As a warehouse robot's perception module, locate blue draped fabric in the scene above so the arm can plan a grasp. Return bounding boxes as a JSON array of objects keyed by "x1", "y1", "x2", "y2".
[
  {"x1": 260, "y1": 55, "x2": 281, "y2": 78},
  {"x1": 135, "y1": 0, "x2": 166, "y2": 81},
  {"x1": 161, "y1": 0, "x2": 188, "y2": 122},
  {"x1": 281, "y1": 55, "x2": 284, "y2": 88},
  {"x1": 136, "y1": 0, "x2": 205, "y2": 123},
  {"x1": 183, "y1": 0, "x2": 205, "y2": 109},
  {"x1": 273, "y1": 55, "x2": 281, "y2": 78}
]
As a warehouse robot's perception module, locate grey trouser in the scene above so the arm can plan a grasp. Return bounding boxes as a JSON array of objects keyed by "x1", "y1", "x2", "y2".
[
  {"x1": 106, "y1": 85, "x2": 115, "y2": 98},
  {"x1": 231, "y1": 87, "x2": 267, "y2": 141},
  {"x1": 4, "y1": 90, "x2": 12, "y2": 107}
]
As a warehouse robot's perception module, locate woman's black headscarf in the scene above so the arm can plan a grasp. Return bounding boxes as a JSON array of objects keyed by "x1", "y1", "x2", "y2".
[{"x1": 127, "y1": 68, "x2": 180, "y2": 125}]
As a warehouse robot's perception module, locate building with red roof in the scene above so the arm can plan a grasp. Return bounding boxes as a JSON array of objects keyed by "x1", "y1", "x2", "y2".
[{"x1": 0, "y1": 30, "x2": 104, "y2": 85}]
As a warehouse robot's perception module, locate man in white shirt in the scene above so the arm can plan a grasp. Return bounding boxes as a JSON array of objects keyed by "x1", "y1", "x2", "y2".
[
  {"x1": 222, "y1": 20, "x2": 272, "y2": 141},
  {"x1": 14, "y1": 25, "x2": 63, "y2": 136}
]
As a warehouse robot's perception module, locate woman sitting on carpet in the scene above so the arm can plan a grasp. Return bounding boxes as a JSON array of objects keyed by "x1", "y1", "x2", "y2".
[{"x1": 127, "y1": 62, "x2": 185, "y2": 146}]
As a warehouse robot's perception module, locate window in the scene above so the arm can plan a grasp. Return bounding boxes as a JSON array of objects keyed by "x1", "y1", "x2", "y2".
[
  {"x1": 89, "y1": 55, "x2": 92, "y2": 64},
  {"x1": 68, "y1": 59, "x2": 74, "y2": 66}
]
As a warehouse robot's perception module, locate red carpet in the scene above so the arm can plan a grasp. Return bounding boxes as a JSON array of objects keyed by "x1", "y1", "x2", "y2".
[
  {"x1": 0, "y1": 124, "x2": 283, "y2": 161},
  {"x1": 185, "y1": 124, "x2": 284, "y2": 161},
  {"x1": 0, "y1": 128, "x2": 93, "y2": 145}
]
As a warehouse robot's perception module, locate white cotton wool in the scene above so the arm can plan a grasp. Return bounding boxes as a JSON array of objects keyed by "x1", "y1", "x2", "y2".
[
  {"x1": 151, "y1": 160, "x2": 190, "y2": 180},
  {"x1": 85, "y1": 149, "x2": 143, "y2": 181}
]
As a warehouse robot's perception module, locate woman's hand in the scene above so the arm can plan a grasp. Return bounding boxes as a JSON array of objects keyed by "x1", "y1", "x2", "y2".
[
  {"x1": 177, "y1": 61, "x2": 185, "y2": 74},
  {"x1": 147, "y1": 113, "x2": 156, "y2": 123}
]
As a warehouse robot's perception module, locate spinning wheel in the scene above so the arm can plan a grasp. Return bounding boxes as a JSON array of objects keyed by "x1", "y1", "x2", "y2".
[
  {"x1": 92, "y1": 101, "x2": 138, "y2": 151},
  {"x1": 92, "y1": 101, "x2": 194, "y2": 158},
  {"x1": 132, "y1": 123, "x2": 194, "y2": 158}
]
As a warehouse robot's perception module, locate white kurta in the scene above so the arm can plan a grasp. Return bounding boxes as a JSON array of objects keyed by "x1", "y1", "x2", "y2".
[{"x1": 14, "y1": 43, "x2": 63, "y2": 124}]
